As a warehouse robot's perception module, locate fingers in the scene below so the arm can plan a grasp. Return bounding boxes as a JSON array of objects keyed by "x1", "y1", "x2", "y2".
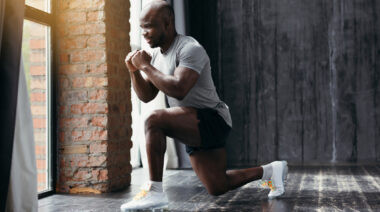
[
  {"x1": 125, "y1": 50, "x2": 138, "y2": 62},
  {"x1": 125, "y1": 50, "x2": 139, "y2": 72}
]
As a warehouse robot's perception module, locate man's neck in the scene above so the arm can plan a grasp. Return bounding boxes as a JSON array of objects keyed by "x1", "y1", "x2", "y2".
[{"x1": 160, "y1": 32, "x2": 178, "y2": 53}]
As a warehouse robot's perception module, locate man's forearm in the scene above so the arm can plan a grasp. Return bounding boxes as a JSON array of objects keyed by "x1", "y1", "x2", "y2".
[
  {"x1": 130, "y1": 70, "x2": 157, "y2": 103},
  {"x1": 140, "y1": 64, "x2": 185, "y2": 100}
]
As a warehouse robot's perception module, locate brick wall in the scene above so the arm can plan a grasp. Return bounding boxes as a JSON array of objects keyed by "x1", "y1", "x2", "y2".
[
  {"x1": 28, "y1": 21, "x2": 48, "y2": 192},
  {"x1": 57, "y1": 0, "x2": 132, "y2": 193}
]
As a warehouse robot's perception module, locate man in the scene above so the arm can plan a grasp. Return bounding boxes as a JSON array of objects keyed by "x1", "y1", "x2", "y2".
[{"x1": 121, "y1": 1, "x2": 288, "y2": 211}]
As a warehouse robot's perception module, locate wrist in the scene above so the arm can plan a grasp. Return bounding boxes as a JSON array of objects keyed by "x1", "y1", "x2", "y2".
[
  {"x1": 140, "y1": 64, "x2": 151, "y2": 72},
  {"x1": 131, "y1": 69, "x2": 140, "y2": 75}
]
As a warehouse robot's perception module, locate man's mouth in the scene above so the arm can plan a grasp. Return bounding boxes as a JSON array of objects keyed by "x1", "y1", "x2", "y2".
[{"x1": 145, "y1": 37, "x2": 153, "y2": 43}]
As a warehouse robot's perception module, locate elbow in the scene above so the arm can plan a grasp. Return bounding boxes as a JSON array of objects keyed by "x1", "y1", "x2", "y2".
[
  {"x1": 172, "y1": 88, "x2": 188, "y2": 101},
  {"x1": 168, "y1": 82, "x2": 190, "y2": 100}
]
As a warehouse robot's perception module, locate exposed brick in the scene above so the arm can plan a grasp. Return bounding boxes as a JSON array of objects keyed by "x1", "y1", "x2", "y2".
[
  {"x1": 59, "y1": 90, "x2": 87, "y2": 102},
  {"x1": 59, "y1": 77, "x2": 70, "y2": 89},
  {"x1": 30, "y1": 52, "x2": 45, "y2": 63},
  {"x1": 60, "y1": 53, "x2": 70, "y2": 63},
  {"x1": 38, "y1": 172, "x2": 46, "y2": 183},
  {"x1": 88, "y1": 155, "x2": 106, "y2": 167},
  {"x1": 71, "y1": 103, "x2": 108, "y2": 114},
  {"x1": 59, "y1": 11, "x2": 86, "y2": 24},
  {"x1": 66, "y1": 24, "x2": 86, "y2": 36},
  {"x1": 30, "y1": 39, "x2": 45, "y2": 49},
  {"x1": 72, "y1": 76, "x2": 107, "y2": 88},
  {"x1": 87, "y1": 34, "x2": 105, "y2": 48},
  {"x1": 61, "y1": 36, "x2": 87, "y2": 49},
  {"x1": 36, "y1": 159, "x2": 46, "y2": 170},
  {"x1": 89, "y1": 141, "x2": 107, "y2": 153},
  {"x1": 71, "y1": 130, "x2": 92, "y2": 141},
  {"x1": 65, "y1": 156, "x2": 89, "y2": 167},
  {"x1": 84, "y1": 23, "x2": 106, "y2": 34},
  {"x1": 71, "y1": 50, "x2": 105, "y2": 63},
  {"x1": 33, "y1": 118, "x2": 46, "y2": 129},
  {"x1": 57, "y1": 0, "x2": 131, "y2": 193},
  {"x1": 34, "y1": 132, "x2": 46, "y2": 142},
  {"x1": 31, "y1": 78, "x2": 46, "y2": 90},
  {"x1": 59, "y1": 131, "x2": 65, "y2": 143},
  {"x1": 90, "y1": 130, "x2": 107, "y2": 140},
  {"x1": 89, "y1": 89, "x2": 107, "y2": 101},
  {"x1": 59, "y1": 64, "x2": 86, "y2": 75},
  {"x1": 59, "y1": 117, "x2": 89, "y2": 129},
  {"x1": 61, "y1": 145, "x2": 88, "y2": 154},
  {"x1": 30, "y1": 65, "x2": 46, "y2": 75},
  {"x1": 35, "y1": 145, "x2": 46, "y2": 156},
  {"x1": 87, "y1": 63, "x2": 107, "y2": 74},
  {"x1": 65, "y1": 0, "x2": 105, "y2": 10},
  {"x1": 87, "y1": 11, "x2": 105, "y2": 22},
  {"x1": 90, "y1": 116, "x2": 107, "y2": 127},
  {"x1": 91, "y1": 169, "x2": 100, "y2": 181},
  {"x1": 99, "y1": 169, "x2": 108, "y2": 181},
  {"x1": 31, "y1": 105, "x2": 47, "y2": 116},
  {"x1": 30, "y1": 92, "x2": 46, "y2": 102},
  {"x1": 59, "y1": 106, "x2": 67, "y2": 115},
  {"x1": 72, "y1": 170, "x2": 92, "y2": 181}
]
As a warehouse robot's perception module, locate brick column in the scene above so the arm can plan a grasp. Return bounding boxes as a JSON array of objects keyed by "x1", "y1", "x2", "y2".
[{"x1": 57, "y1": 0, "x2": 132, "y2": 193}]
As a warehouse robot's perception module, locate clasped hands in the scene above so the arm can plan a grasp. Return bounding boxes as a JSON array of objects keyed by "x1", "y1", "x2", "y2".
[{"x1": 125, "y1": 50, "x2": 152, "y2": 73}]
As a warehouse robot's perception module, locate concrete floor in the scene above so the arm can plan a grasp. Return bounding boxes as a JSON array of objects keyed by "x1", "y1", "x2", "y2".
[{"x1": 38, "y1": 165, "x2": 380, "y2": 211}]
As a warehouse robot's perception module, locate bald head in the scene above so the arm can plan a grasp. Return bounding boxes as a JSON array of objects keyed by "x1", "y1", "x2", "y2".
[
  {"x1": 139, "y1": 1, "x2": 177, "y2": 50},
  {"x1": 141, "y1": 1, "x2": 175, "y2": 26}
]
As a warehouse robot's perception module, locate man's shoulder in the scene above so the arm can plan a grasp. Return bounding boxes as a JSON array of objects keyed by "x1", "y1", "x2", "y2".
[
  {"x1": 177, "y1": 35, "x2": 202, "y2": 48},
  {"x1": 176, "y1": 35, "x2": 206, "y2": 56}
]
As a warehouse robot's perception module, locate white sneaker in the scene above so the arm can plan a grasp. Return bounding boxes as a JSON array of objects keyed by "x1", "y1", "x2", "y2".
[
  {"x1": 120, "y1": 182, "x2": 168, "y2": 212},
  {"x1": 260, "y1": 161, "x2": 288, "y2": 199}
]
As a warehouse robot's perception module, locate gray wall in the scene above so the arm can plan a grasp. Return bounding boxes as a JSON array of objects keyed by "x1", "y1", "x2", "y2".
[{"x1": 189, "y1": 0, "x2": 380, "y2": 166}]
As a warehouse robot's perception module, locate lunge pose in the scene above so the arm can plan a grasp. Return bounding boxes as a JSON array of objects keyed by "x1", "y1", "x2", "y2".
[{"x1": 121, "y1": 1, "x2": 287, "y2": 211}]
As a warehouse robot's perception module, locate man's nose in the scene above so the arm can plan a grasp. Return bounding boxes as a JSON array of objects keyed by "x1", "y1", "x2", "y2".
[{"x1": 142, "y1": 30, "x2": 148, "y2": 37}]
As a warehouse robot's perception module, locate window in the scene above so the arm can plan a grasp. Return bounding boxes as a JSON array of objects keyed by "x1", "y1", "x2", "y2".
[{"x1": 22, "y1": 0, "x2": 55, "y2": 198}]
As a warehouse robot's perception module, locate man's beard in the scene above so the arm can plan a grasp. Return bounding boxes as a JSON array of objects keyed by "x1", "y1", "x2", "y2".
[{"x1": 149, "y1": 33, "x2": 165, "y2": 48}]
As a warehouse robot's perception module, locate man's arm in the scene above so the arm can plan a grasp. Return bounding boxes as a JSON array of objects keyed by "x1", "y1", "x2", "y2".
[
  {"x1": 132, "y1": 50, "x2": 199, "y2": 100},
  {"x1": 125, "y1": 51, "x2": 159, "y2": 103}
]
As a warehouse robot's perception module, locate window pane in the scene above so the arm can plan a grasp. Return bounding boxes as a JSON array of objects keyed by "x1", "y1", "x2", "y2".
[
  {"x1": 22, "y1": 20, "x2": 51, "y2": 193},
  {"x1": 26, "y1": 0, "x2": 51, "y2": 13}
]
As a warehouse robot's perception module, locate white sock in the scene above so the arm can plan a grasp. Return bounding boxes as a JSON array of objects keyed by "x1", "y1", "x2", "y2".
[
  {"x1": 261, "y1": 163, "x2": 273, "y2": 180},
  {"x1": 149, "y1": 180, "x2": 163, "y2": 193}
]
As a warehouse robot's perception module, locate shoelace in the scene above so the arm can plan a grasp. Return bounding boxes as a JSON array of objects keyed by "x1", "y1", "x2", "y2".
[
  {"x1": 133, "y1": 189, "x2": 148, "y2": 200},
  {"x1": 260, "y1": 180, "x2": 276, "y2": 191}
]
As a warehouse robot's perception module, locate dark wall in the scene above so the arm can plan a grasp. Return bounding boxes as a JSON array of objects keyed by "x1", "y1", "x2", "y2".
[{"x1": 189, "y1": 0, "x2": 380, "y2": 166}]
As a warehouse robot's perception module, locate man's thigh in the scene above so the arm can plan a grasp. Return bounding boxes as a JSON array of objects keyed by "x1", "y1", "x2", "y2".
[{"x1": 147, "y1": 106, "x2": 201, "y2": 147}]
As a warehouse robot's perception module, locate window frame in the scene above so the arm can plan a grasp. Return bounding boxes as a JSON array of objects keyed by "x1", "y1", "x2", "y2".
[{"x1": 24, "y1": 3, "x2": 57, "y2": 199}]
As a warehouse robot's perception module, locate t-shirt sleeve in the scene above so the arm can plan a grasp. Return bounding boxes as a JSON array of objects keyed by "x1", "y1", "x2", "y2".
[{"x1": 177, "y1": 43, "x2": 208, "y2": 74}]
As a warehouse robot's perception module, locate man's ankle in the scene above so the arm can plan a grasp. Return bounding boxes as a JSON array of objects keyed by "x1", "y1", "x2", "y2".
[
  {"x1": 148, "y1": 180, "x2": 163, "y2": 192},
  {"x1": 260, "y1": 163, "x2": 273, "y2": 180}
]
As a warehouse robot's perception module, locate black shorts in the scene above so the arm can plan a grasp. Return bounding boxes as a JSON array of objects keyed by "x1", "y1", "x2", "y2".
[{"x1": 185, "y1": 108, "x2": 232, "y2": 155}]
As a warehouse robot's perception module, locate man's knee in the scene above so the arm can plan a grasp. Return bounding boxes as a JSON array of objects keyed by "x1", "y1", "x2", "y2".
[
  {"x1": 205, "y1": 184, "x2": 228, "y2": 196},
  {"x1": 203, "y1": 178, "x2": 229, "y2": 196},
  {"x1": 145, "y1": 110, "x2": 165, "y2": 131}
]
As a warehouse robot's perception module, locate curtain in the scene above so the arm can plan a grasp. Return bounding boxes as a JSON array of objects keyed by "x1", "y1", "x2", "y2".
[
  {"x1": 0, "y1": 0, "x2": 38, "y2": 211},
  {"x1": 6, "y1": 59, "x2": 38, "y2": 212}
]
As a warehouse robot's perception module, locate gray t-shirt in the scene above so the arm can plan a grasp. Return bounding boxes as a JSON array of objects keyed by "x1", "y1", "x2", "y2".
[{"x1": 150, "y1": 34, "x2": 232, "y2": 127}]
